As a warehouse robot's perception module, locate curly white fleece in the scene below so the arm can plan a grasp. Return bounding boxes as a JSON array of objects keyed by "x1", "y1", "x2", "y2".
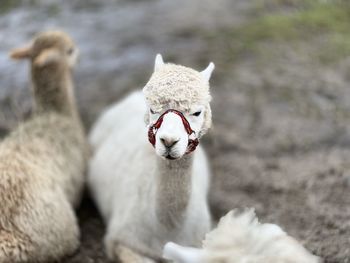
[
  {"x1": 202, "y1": 209, "x2": 320, "y2": 263},
  {"x1": 163, "y1": 209, "x2": 320, "y2": 263}
]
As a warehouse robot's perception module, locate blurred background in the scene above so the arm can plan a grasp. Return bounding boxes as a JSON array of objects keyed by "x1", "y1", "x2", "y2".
[{"x1": 0, "y1": 0, "x2": 349, "y2": 262}]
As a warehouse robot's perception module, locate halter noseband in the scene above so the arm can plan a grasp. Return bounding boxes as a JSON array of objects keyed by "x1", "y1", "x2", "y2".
[{"x1": 148, "y1": 109, "x2": 199, "y2": 154}]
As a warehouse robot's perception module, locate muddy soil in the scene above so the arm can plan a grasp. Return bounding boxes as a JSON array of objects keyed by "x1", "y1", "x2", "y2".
[{"x1": 0, "y1": 0, "x2": 349, "y2": 262}]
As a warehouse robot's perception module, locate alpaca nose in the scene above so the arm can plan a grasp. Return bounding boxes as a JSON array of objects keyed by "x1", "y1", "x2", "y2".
[{"x1": 160, "y1": 137, "x2": 179, "y2": 148}]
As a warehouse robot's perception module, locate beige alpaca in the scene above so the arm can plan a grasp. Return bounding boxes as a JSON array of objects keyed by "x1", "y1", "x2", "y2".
[{"x1": 0, "y1": 30, "x2": 88, "y2": 263}]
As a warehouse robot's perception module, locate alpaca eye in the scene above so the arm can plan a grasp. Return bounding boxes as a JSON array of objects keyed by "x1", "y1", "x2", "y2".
[
  {"x1": 67, "y1": 48, "x2": 74, "y2": 55},
  {"x1": 192, "y1": 111, "x2": 202, "y2": 117},
  {"x1": 150, "y1": 108, "x2": 156, "y2": 114}
]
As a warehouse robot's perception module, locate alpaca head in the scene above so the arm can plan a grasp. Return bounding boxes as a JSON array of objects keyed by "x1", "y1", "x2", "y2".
[
  {"x1": 10, "y1": 30, "x2": 78, "y2": 68},
  {"x1": 143, "y1": 54, "x2": 214, "y2": 160}
]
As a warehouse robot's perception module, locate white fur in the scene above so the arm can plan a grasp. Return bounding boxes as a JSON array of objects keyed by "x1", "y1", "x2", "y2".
[
  {"x1": 89, "y1": 92, "x2": 146, "y2": 150},
  {"x1": 152, "y1": 107, "x2": 205, "y2": 159},
  {"x1": 155, "y1": 112, "x2": 189, "y2": 158},
  {"x1": 88, "y1": 55, "x2": 214, "y2": 261},
  {"x1": 163, "y1": 209, "x2": 321, "y2": 263},
  {"x1": 163, "y1": 243, "x2": 203, "y2": 263}
]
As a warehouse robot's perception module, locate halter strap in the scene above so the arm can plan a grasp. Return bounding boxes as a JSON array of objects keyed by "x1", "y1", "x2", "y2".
[{"x1": 148, "y1": 109, "x2": 199, "y2": 154}]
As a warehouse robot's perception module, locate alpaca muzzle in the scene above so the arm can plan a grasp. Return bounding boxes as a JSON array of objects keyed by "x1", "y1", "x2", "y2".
[{"x1": 148, "y1": 109, "x2": 199, "y2": 154}]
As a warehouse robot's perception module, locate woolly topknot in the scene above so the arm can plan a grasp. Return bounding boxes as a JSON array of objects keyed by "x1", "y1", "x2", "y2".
[{"x1": 143, "y1": 63, "x2": 211, "y2": 113}]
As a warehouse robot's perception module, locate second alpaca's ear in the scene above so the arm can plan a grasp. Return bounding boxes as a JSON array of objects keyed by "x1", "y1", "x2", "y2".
[
  {"x1": 10, "y1": 45, "x2": 33, "y2": 60},
  {"x1": 34, "y1": 48, "x2": 61, "y2": 67}
]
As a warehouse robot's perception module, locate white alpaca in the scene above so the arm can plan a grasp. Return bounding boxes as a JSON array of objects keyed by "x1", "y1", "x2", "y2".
[
  {"x1": 163, "y1": 209, "x2": 321, "y2": 263},
  {"x1": 88, "y1": 55, "x2": 215, "y2": 262}
]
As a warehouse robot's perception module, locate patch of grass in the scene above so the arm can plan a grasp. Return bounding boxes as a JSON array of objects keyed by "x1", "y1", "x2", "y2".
[
  {"x1": 210, "y1": 1, "x2": 350, "y2": 63},
  {"x1": 0, "y1": 0, "x2": 42, "y2": 14},
  {"x1": 254, "y1": 0, "x2": 320, "y2": 13},
  {"x1": 246, "y1": 1, "x2": 350, "y2": 42},
  {"x1": 0, "y1": 0, "x2": 20, "y2": 13},
  {"x1": 318, "y1": 33, "x2": 350, "y2": 63},
  {"x1": 297, "y1": 2, "x2": 350, "y2": 34}
]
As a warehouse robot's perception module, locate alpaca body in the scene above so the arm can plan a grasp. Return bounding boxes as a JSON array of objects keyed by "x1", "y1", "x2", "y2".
[
  {"x1": 0, "y1": 31, "x2": 87, "y2": 262},
  {"x1": 88, "y1": 91, "x2": 211, "y2": 260},
  {"x1": 0, "y1": 113, "x2": 86, "y2": 263}
]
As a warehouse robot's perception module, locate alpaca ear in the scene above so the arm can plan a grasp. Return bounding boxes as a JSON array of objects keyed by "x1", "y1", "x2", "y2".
[
  {"x1": 154, "y1": 53, "x2": 164, "y2": 71},
  {"x1": 163, "y1": 242, "x2": 204, "y2": 263},
  {"x1": 200, "y1": 62, "x2": 215, "y2": 82},
  {"x1": 10, "y1": 45, "x2": 33, "y2": 60},
  {"x1": 34, "y1": 48, "x2": 61, "y2": 67}
]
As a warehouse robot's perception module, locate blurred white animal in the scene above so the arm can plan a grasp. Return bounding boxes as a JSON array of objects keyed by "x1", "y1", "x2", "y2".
[
  {"x1": 163, "y1": 209, "x2": 321, "y2": 263},
  {"x1": 88, "y1": 54, "x2": 215, "y2": 262}
]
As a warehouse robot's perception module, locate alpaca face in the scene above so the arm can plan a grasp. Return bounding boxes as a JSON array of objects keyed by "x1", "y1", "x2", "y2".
[
  {"x1": 33, "y1": 31, "x2": 79, "y2": 68},
  {"x1": 149, "y1": 105, "x2": 205, "y2": 159},
  {"x1": 143, "y1": 54, "x2": 215, "y2": 160}
]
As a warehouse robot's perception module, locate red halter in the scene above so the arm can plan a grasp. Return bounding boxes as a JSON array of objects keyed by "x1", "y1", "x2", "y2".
[{"x1": 148, "y1": 109, "x2": 199, "y2": 154}]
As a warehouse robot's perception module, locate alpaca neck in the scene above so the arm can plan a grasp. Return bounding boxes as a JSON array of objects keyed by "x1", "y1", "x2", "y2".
[
  {"x1": 31, "y1": 63, "x2": 78, "y2": 117},
  {"x1": 155, "y1": 154, "x2": 193, "y2": 229}
]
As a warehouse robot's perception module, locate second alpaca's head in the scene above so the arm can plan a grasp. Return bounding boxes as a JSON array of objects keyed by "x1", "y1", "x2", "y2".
[
  {"x1": 10, "y1": 30, "x2": 79, "y2": 69},
  {"x1": 143, "y1": 54, "x2": 214, "y2": 160}
]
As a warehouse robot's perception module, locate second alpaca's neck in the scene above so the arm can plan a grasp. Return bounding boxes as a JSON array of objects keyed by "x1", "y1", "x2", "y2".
[
  {"x1": 155, "y1": 154, "x2": 193, "y2": 229},
  {"x1": 31, "y1": 63, "x2": 77, "y2": 117}
]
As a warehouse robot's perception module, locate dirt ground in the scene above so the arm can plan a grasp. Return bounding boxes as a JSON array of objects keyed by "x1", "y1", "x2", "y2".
[{"x1": 0, "y1": 0, "x2": 349, "y2": 262}]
